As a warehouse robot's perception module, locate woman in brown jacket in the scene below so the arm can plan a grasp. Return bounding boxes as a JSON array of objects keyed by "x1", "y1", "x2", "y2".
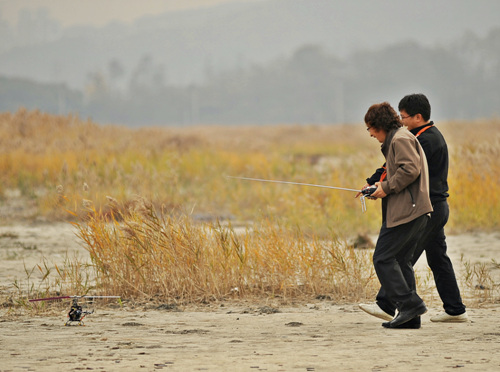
[{"x1": 364, "y1": 102, "x2": 433, "y2": 328}]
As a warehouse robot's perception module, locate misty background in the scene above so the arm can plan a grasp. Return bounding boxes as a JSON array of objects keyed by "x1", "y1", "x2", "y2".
[{"x1": 1, "y1": 0, "x2": 499, "y2": 126}]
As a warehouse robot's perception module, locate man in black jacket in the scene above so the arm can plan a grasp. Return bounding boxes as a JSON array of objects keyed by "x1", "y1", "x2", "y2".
[{"x1": 359, "y1": 94, "x2": 468, "y2": 327}]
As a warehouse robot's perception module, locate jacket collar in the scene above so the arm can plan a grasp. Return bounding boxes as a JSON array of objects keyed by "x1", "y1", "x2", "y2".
[
  {"x1": 381, "y1": 127, "x2": 399, "y2": 156},
  {"x1": 409, "y1": 121, "x2": 434, "y2": 135}
]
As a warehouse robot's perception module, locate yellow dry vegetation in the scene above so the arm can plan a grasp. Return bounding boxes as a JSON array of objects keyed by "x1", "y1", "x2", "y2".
[{"x1": 2, "y1": 109, "x2": 498, "y2": 304}]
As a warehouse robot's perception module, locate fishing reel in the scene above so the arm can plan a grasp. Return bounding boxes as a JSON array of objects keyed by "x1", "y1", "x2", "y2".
[
  {"x1": 66, "y1": 298, "x2": 94, "y2": 326},
  {"x1": 361, "y1": 185, "x2": 377, "y2": 197},
  {"x1": 359, "y1": 185, "x2": 378, "y2": 212}
]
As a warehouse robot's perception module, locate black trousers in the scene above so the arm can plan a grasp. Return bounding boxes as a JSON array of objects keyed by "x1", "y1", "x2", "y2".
[
  {"x1": 377, "y1": 201, "x2": 466, "y2": 316},
  {"x1": 410, "y1": 200, "x2": 466, "y2": 315},
  {"x1": 373, "y1": 214, "x2": 428, "y2": 314}
]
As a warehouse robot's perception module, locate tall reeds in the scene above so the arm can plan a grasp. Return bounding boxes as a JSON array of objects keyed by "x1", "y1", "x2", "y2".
[{"x1": 69, "y1": 197, "x2": 377, "y2": 303}]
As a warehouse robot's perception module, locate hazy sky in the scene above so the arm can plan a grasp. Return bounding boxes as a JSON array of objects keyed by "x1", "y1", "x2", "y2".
[{"x1": 0, "y1": 0, "x2": 263, "y2": 27}]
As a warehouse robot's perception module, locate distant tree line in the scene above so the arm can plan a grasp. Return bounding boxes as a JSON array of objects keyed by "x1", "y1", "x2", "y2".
[{"x1": 1, "y1": 28, "x2": 499, "y2": 126}]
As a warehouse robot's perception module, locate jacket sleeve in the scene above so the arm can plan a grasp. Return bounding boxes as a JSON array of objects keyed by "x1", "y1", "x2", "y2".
[
  {"x1": 381, "y1": 137, "x2": 421, "y2": 195},
  {"x1": 366, "y1": 164, "x2": 385, "y2": 185}
]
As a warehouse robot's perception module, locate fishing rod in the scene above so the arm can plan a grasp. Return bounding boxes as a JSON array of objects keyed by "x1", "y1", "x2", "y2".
[{"x1": 226, "y1": 176, "x2": 377, "y2": 212}]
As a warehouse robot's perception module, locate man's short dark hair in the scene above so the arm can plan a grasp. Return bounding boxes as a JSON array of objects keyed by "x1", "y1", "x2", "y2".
[{"x1": 398, "y1": 94, "x2": 431, "y2": 121}]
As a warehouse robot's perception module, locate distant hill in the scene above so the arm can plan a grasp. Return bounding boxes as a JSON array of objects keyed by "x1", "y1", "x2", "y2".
[
  {"x1": 1, "y1": 0, "x2": 500, "y2": 90},
  {"x1": 1, "y1": 0, "x2": 499, "y2": 125},
  {"x1": 0, "y1": 76, "x2": 82, "y2": 115},
  {"x1": 2, "y1": 28, "x2": 499, "y2": 126}
]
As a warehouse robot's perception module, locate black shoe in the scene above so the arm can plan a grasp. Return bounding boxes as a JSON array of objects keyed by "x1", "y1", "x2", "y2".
[
  {"x1": 392, "y1": 316, "x2": 421, "y2": 329},
  {"x1": 382, "y1": 304, "x2": 427, "y2": 328}
]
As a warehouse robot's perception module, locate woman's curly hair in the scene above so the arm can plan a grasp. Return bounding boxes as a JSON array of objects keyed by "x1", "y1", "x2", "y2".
[{"x1": 364, "y1": 102, "x2": 402, "y2": 132}]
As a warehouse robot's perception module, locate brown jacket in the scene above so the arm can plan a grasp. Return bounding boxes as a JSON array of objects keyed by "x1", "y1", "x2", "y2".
[{"x1": 380, "y1": 127, "x2": 433, "y2": 228}]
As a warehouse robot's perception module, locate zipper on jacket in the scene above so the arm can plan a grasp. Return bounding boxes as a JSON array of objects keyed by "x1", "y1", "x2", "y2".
[{"x1": 408, "y1": 189, "x2": 416, "y2": 207}]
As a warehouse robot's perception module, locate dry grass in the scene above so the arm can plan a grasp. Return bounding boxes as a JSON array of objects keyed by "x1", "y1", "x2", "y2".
[
  {"x1": 59, "y1": 198, "x2": 378, "y2": 304},
  {"x1": 1, "y1": 109, "x2": 499, "y2": 305}
]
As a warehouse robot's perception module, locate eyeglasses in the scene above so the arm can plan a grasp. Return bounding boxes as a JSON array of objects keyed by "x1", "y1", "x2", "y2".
[{"x1": 400, "y1": 114, "x2": 414, "y2": 120}]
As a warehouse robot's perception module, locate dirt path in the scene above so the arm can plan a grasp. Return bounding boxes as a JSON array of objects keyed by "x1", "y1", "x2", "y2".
[{"x1": 1, "y1": 223, "x2": 500, "y2": 371}]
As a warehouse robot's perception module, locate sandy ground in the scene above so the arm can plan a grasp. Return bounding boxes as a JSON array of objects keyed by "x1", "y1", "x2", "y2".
[{"x1": 1, "y1": 222, "x2": 500, "y2": 372}]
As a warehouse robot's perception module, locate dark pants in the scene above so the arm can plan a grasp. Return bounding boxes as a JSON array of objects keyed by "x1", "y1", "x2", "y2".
[
  {"x1": 373, "y1": 214, "x2": 428, "y2": 314},
  {"x1": 410, "y1": 200, "x2": 466, "y2": 315},
  {"x1": 377, "y1": 201, "x2": 466, "y2": 316}
]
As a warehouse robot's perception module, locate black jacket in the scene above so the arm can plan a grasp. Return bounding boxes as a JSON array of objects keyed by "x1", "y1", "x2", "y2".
[{"x1": 367, "y1": 121, "x2": 449, "y2": 204}]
